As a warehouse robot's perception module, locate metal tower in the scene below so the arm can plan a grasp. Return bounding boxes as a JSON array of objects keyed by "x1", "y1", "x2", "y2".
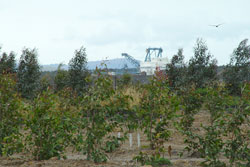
[
  {"x1": 121, "y1": 53, "x2": 140, "y2": 68},
  {"x1": 144, "y1": 48, "x2": 163, "y2": 62}
]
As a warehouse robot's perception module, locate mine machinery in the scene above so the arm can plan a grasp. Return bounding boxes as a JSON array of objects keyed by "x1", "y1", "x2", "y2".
[
  {"x1": 121, "y1": 53, "x2": 140, "y2": 69},
  {"x1": 122, "y1": 47, "x2": 168, "y2": 75},
  {"x1": 144, "y1": 48, "x2": 163, "y2": 62}
]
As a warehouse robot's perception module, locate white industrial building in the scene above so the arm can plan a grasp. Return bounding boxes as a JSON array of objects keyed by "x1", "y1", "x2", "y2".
[
  {"x1": 139, "y1": 48, "x2": 169, "y2": 75},
  {"x1": 140, "y1": 57, "x2": 169, "y2": 75}
]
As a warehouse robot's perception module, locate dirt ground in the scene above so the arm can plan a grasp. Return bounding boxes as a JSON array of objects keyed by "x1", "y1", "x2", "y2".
[{"x1": 0, "y1": 111, "x2": 214, "y2": 167}]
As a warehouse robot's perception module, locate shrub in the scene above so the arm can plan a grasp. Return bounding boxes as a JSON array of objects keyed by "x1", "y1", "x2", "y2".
[
  {"x1": 134, "y1": 152, "x2": 172, "y2": 167},
  {"x1": 0, "y1": 74, "x2": 23, "y2": 156},
  {"x1": 118, "y1": 73, "x2": 132, "y2": 88},
  {"x1": 25, "y1": 90, "x2": 77, "y2": 160},
  {"x1": 54, "y1": 64, "x2": 69, "y2": 92},
  {"x1": 136, "y1": 72, "x2": 179, "y2": 163},
  {"x1": 181, "y1": 86, "x2": 250, "y2": 166},
  {"x1": 78, "y1": 69, "x2": 130, "y2": 163}
]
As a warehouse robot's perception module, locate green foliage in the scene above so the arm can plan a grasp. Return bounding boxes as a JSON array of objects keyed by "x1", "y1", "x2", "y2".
[
  {"x1": 1, "y1": 42, "x2": 249, "y2": 166},
  {"x1": 78, "y1": 68, "x2": 130, "y2": 163},
  {"x1": 179, "y1": 87, "x2": 225, "y2": 166},
  {"x1": 54, "y1": 64, "x2": 69, "y2": 92},
  {"x1": 181, "y1": 85, "x2": 250, "y2": 166},
  {"x1": 68, "y1": 46, "x2": 89, "y2": 95},
  {"x1": 0, "y1": 50, "x2": 16, "y2": 74},
  {"x1": 134, "y1": 152, "x2": 172, "y2": 167},
  {"x1": 25, "y1": 90, "x2": 77, "y2": 160},
  {"x1": 196, "y1": 123, "x2": 226, "y2": 167},
  {"x1": 179, "y1": 87, "x2": 203, "y2": 131},
  {"x1": 223, "y1": 39, "x2": 250, "y2": 95},
  {"x1": 118, "y1": 73, "x2": 132, "y2": 88},
  {"x1": 104, "y1": 135, "x2": 126, "y2": 153},
  {"x1": 138, "y1": 71, "x2": 179, "y2": 161},
  {"x1": 17, "y1": 48, "x2": 41, "y2": 99},
  {"x1": 204, "y1": 86, "x2": 228, "y2": 124},
  {"x1": 166, "y1": 48, "x2": 187, "y2": 90},
  {"x1": 187, "y1": 38, "x2": 217, "y2": 88},
  {"x1": 222, "y1": 92, "x2": 250, "y2": 167},
  {"x1": 39, "y1": 74, "x2": 53, "y2": 93},
  {"x1": 0, "y1": 74, "x2": 23, "y2": 156}
]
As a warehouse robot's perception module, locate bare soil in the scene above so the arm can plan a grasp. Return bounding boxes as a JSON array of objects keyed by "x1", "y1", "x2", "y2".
[{"x1": 0, "y1": 111, "x2": 216, "y2": 167}]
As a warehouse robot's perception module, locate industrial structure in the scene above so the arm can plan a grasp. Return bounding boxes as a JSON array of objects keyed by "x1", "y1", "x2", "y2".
[
  {"x1": 121, "y1": 53, "x2": 140, "y2": 69},
  {"x1": 122, "y1": 47, "x2": 169, "y2": 75}
]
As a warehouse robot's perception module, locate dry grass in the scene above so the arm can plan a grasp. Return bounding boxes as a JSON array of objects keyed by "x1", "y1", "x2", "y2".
[{"x1": 121, "y1": 86, "x2": 141, "y2": 107}]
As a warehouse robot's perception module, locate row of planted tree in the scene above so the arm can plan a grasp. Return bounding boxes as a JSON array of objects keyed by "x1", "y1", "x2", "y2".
[
  {"x1": 0, "y1": 38, "x2": 250, "y2": 166},
  {"x1": 0, "y1": 46, "x2": 90, "y2": 100},
  {"x1": 1, "y1": 38, "x2": 250, "y2": 98},
  {"x1": 0, "y1": 69, "x2": 249, "y2": 166}
]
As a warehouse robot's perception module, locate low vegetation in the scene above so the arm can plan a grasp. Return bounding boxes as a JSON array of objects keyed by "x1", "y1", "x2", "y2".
[{"x1": 0, "y1": 39, "x2": 249, "y2": 166}]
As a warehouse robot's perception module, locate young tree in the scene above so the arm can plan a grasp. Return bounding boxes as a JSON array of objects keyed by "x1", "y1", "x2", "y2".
[
  {"x1": 118, "y1": 73, "x2": 132, "y2": 88},
  {"x1": 0, "y1": 50, "x2": 16, "y2": 74},
  {"x1": 166, "y1": 48, "x2": 186, "y2": 89},
  {"x1": 0, "y1": 74, "x2": 23, "y2": 156},
  {"x1": 68, "y1": 46, "x2": 89, "y2": 95},
  {"x1": 78, "y1": 68, "x2": 131, "y2": 163},
  {"x1": 54, "y1": 64, "x2": 69, "y2": 92},
  {"x1": 17, "y1": 48, "x2": 41, "y2": 99},
  {"x1": 187, "y1": 38, "x2": 217, "y2": 88},
  {"x1": 223, "y1": 39, "x2": 250, "y2": 95},
  {"x1": 39, "y1": 74, "x2": 53, "y2": 93},
  {"x1": 25, "y1": 90, "x2": 77, "y2": 160}
]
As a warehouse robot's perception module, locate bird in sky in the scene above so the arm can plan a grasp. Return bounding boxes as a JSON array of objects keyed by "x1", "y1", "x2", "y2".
[{"x1": 209, "y1": 23, "x2": 224, "y2": 28}]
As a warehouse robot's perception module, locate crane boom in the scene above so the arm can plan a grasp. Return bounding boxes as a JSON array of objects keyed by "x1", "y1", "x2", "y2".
[{"x1": 121, "y1": 53, "x2": 140, "y2": 68}]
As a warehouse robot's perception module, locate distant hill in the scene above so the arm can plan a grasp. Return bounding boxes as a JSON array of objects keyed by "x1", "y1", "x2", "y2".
[
  {"x1": 41, "y1": 58, "x2": 140, "y2": 71},
  {"x1": 41, "y1": 64, "x2": 66, "y2": 71}
]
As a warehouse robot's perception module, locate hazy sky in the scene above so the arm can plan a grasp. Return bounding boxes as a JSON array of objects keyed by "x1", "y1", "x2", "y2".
[{"x1": 0, "y1": 0, "x2": 249, "y2": 65}]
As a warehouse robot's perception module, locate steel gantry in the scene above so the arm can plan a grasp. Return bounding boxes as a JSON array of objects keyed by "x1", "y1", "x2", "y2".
[{"x1": 144, "y1": 48, "x2": 163, "y2": 62}]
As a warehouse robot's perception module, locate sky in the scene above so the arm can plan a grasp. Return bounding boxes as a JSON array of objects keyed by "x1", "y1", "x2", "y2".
[{"x1": 0, "y1": 0, "x2": 249, "y2": 65}]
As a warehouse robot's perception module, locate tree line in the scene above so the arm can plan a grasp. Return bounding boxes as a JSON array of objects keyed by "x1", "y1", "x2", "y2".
[
  {"x1": 166, "y1": 38, "x2": 250, "y2": 95},
  {"x1": 1, "y1": 38, "x2": 250, "y2": 98},
  {"x1": 0, "y1": 46, "x2": 89, "y2": 99}
]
